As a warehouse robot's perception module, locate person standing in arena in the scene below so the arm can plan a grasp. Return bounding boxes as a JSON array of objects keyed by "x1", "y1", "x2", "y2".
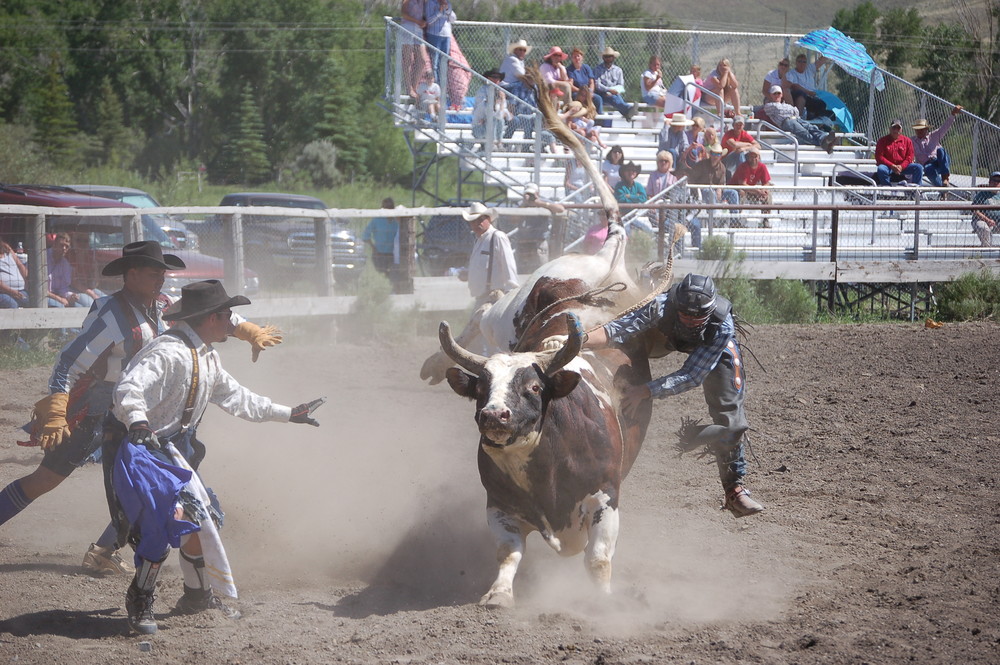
[
  {"x1": 106, "y1": 279, "x2": 324, "y2": 634},
  {"x1": 0, "y1": 241, "x2": 282, "y2": 574},
  {"x1": 582, "y1": 273, "x2": 764, "y2": 517}
]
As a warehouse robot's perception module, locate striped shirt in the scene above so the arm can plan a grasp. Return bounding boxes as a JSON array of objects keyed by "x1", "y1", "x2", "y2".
[{"x1": 603, "y1": 292, "x2": 736, "y2": 398}]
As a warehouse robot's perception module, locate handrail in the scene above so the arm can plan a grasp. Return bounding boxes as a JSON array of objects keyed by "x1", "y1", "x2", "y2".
[
  {"x1": 753, "y1": 119, "x2": 800, "y2": 187},
  {"x1": 685, "y1": 82, "x2": 725, "y2": 126}
]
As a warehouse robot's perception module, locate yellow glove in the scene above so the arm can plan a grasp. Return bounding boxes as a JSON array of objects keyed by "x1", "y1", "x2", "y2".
[
  {"x1": 233, "y1": 322, "x2": 283, "y2": 362},
  {"x1": 34, "y1": 392, "x2": 71, "y2": 451}
]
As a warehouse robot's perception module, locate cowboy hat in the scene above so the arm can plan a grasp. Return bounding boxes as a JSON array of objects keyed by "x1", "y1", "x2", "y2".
[
  {"x1": 668, "y1": 112, "x2": 694, "y2": 127},
  {"x1": 461, "y1": 201, "x2": 498, "y2": 222},
  {"x1": 101, "y1": 240, "x2": 185, "y2": 277},
  {"x1": 707, "y1": 143, "x2": 729, "y2": 157},
  {"x1": 618, "y1": 161, "x2": 642, "y2": 177},
  {"x1": 565, "y1": 101, "x2": 589, "y2": 118},
  {"x1": 482, "y1": 68, "x2": 504, "y2": 81},
  {"x1": 163, "y1": 279, "x2": 250, "y2": 322},
  {"x1": 542, "y1": 46, "x2": 568, "y2": 61},
  {"x1": 507, "y1": 39, "x2": 532, "y2": 55},
  {"x1": 911, "y1": 118, "x2": 931, "y2": 130},
  {"x1": 601, "y1": 46, "x2": 620, "y2": 58}
]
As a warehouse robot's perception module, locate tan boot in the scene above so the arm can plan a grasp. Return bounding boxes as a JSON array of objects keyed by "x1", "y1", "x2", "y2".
[
  {"x1": 723, "y1": 485, "x2": 764, "y2": 518},
  {"x1": 82, "y1": 543, "x2": 135, "y2": 575}
]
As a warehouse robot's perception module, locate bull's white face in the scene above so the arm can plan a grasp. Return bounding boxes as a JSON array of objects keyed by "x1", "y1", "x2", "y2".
[{"x1": 446, "y1": 353, "x2": 582, "y2": 447}]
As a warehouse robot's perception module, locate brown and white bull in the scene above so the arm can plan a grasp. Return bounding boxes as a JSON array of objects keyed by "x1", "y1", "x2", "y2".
[{"x1": 440, "y1": 298, "x2": 652, "y2": 607}]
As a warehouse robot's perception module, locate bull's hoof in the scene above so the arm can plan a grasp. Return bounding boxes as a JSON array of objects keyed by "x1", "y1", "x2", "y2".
[{"x1": 479, "y1": 590, "x2": 515, "y2": 608}]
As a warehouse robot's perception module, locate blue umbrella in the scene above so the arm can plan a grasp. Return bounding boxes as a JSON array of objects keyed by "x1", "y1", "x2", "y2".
[
  {"x1": 797, "y1": 27, "x2": 885, "y2": 91},
  {"x1": 815, "y1": 90, "x2": 854, "y2": 133}
]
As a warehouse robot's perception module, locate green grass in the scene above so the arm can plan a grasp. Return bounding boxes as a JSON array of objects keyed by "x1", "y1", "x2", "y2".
[{"x1": 0, "y1": 337, "x2": 58, "y2": 370}]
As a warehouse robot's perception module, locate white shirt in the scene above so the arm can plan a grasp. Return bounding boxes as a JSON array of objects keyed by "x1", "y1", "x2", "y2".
[
  {"x1": 642, "y1": 69, "x2": 666, "y2": 97},
  {"x1": 467, "y1": 226, "x2": 518, "y2": 299},
  {"x1": 499, "y1": 54, "x2": 525, "y2": 85},
  {"x1": 786, "y1": 63, "x2": 818, "y2": 93},
  {"x1": 602, "y1": 159, "x2": 621, "y2": 189},
  {"x1": 114, "y1": 321, "x2": 291, "y2": 438}
]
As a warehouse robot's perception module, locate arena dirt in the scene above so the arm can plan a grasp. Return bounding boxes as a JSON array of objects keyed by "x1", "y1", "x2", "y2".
[{"x1": 1, "y1": 321, "x2": 998, "y2": 664}]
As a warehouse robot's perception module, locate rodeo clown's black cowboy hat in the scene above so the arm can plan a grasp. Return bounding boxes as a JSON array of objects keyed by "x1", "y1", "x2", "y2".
[
  {"x1": 101, "y1": 240, "x2": 186, "y2": 276},
  {"x1": 163, "y1": 280, "x2": 250, "y2": 322}
]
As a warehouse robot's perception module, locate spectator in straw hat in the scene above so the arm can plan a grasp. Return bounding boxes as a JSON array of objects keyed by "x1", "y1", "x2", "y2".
[
  {"x1": 539, "y1": 46, "x2": 573, "y2": 99},
  {"x1": 593, "y1": 46, "x2": 637, "y2": 121},
  {"x1": 658, "y1": 112, "x2": 693, "y2": 165},
  {"x1": 500, "y1": 39, "x2": 531, "y2": 87},
  {"x1": 911, "y1": 105, "x2": 962, "y2": 188},
  {"x1": 689, "y1": 143, "x2": 739, "y2": 228}
]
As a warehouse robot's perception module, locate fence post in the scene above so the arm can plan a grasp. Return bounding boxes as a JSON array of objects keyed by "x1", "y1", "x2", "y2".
[
  {"x1": 827, "y1": 207, "x2": 839, "y2": 313},
  {"x1": 911, "y1": 189, "x2": 921, "y2": 261},
  {"x1": 125, "y1": 213, "x2": 142, "y2": 245},
  {"x1": 866, "y1": 69, "x2": 877, "y2": 151},
  {"x1": 27, "y1": 213, "x2": 48, "y2": 308},
  {"x1": 394, "y1": 215, "x2": 415, "y2": 294},
  {"x1": 972, "y1": 123, "x2": 981, "y2": 183},
  {"x1": 223, "y1": 213, "x2": 245, "y2": 295},
  {"x1": 315, "y1": 216, "x2": 334, "y2": 296}
]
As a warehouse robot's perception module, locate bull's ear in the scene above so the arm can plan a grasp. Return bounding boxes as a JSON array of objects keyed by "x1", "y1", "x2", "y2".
[
  {"x1": 549, "y1": 370, "x2": 581, "y2": 399},
  {"x1": 445, "y1": 367, "x2": 478, "y2": 399}
]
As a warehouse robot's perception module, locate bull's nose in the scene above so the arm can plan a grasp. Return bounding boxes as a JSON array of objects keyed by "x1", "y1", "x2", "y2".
[{"x1": 480, "y1": 407, "x2": 511, "y2": 424}]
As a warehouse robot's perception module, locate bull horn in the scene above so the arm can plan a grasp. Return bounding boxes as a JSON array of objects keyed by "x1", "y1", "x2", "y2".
[
  {"x1": 538, "y1": 313, "x2": 583, "y2": 376},
  {"x1": 439, "y1": 321, "x2": 488, "y2": 374}
]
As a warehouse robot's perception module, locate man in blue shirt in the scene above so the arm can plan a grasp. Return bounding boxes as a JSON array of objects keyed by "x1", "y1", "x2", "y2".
[
  {"x1": 583, "y1": 273, "x2": 764, "y2": 517},
  {"x1": 362, "y1": 198, "x2": 400, "y2": 275},
  {"x1": 592, "y1": 46, "x2": 636, "y2": 122}
]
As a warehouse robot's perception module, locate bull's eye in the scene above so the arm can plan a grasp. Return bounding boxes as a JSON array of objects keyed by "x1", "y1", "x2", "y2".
[{"x1": 529, "y1": 383, "x2": 542, "y2": 394}]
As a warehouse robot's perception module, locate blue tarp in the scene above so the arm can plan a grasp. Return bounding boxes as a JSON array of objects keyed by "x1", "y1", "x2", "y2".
[{"x1": 797, "y1": 27, "x2": 885, "y2": 91}]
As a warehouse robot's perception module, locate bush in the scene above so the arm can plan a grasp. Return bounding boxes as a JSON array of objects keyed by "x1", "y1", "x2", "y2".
[
  {"x1": 935, "y1": 270, "x2": 1000, "y2": 321},
  {"x1": 292, "y1": 140, "x2": 339, "y2": 188},
  {"x1": 343, "y1": 266, "x2": 420, "y2": 343}
]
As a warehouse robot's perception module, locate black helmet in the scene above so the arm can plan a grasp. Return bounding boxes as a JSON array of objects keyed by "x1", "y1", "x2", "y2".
[{"x1": 674, "y1": 274, "x2": 717, "y2": 320}]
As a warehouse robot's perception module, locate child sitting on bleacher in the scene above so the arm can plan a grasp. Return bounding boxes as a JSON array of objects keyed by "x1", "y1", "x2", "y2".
[{"x1": 416, "y1": 72, "x2": 441, "y2": 121}]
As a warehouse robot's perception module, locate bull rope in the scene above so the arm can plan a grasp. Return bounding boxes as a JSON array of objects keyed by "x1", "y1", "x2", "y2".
[{"x1": 511, "y1": 73, "x2": 686, "y2": 351}]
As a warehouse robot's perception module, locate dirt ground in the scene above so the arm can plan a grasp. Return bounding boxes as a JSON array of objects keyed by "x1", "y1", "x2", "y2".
[{"x1": 1, "y1": 320, "x2": 998, "y2": 664}]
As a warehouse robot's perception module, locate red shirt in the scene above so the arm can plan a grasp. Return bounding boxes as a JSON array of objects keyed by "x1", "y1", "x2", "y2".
[
  {"x1": 729, "y1": 161, "x2": 771, "y2": 186},
  {"x1": 722, "y1": 128, "x2": 755, "y2": 151},
  {"x1": 875, "y1": 134, "x2": 914, "y2": 169}
]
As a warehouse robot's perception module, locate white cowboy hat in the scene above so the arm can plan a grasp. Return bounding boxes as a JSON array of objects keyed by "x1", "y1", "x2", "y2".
[
  {"x1": 461, "y1": 201, "x2": 498, "y2": 222},
  {"x1": 668, "y1": 112, "x2": 694, "y2": 127},
  {"x1": 507, "y1": 39, "x2": 532, "y2": 55},
  {"x1": 601, "y1": 46, "x2": 620, "y2": 58}
]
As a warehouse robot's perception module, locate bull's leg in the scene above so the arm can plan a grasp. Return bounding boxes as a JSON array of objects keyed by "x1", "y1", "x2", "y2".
[
  {"x1": 583, "y1": 491, "x2": 619, "y2": 594},
  {"x1": 480, "y1": 508, "x2": 528, "y2": 608}
]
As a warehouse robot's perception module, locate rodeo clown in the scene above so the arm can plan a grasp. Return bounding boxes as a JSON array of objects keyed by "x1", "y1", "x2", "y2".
[
  {"x1": 106, "y1": 279, "x2": 325, "y2": 634},
  {"x1": 583, "y1": 273, "x2": 764, "y2": 518},
  {"x1": 0, "y1": 241, "x2": 282, "y2": 574}
]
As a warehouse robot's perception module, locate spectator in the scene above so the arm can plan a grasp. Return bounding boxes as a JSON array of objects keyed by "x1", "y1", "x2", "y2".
[
  {"x1": 566, "y1": 48, "x2": 602, "y2": 115},
  {"x1": 362, "y1": 198, "x2": 400, "y2": 276},
  {"x1": 971, "y1": 171, "x2": 1000, "y2": 247},
  {"x1": 415, "y1": 70, "x2": 441, "y2": 121},
  {"x1": 641, "y1": 56, "x2": 667, "y2": 108},
  {"x1": 423, "y1": 0, "x2": 455, "y2": 81},
  {"x1": 679, "y1": 135, "x2": 708, "y2": 177},
  {"x1": 514, "y1": 182, "x2": 563, "y2": 272},
  {"x1": 702, "y1": 125, "x2": 721, "y2": 151},
  {"x1": 687, "y1": 116, "x2": 706, "y2": 145},
  {"x1": 705, "y1": 58, "x2": 742, "y2": 118},
  {"x1": 503, "y1": 75, "x2": 558, "y2": 153},
  {"x1": 911, "y1": 105, "x2": 963, "y2": 188},
  {"x1": 763, "y1": 85, "x2": 837, "y2": 153},
  {"x1": 46, "y1": 233, "x2": 102, "y2": 308},
  {"x1": 0, "y1": 236, "x2": 28, "y2": 309},
  {"x1": 875, "y1": 119, "x2": 922, "y2": 186},
  {"x1": 593, "y1": 47, "x2": 637, "y2": 121},
  {"x1": 689, "y1": 64, "x2": 704, "y2": 107},
  {"x1": 728, "y1": 147, "x2": 773, "y2": 209},
  {"x1": 762, "y1": 58, "x2": 790, "y2": 104},
  {"x1": 786, "y1": 53, "x2": 829, "y2": 118},
  {"x1": 400, "y1": 0, "x2": 428, "y2": 98},
  {"x1": 602, "y1": 145, "x2": 625, "y2": 190},
  {"x1": 458, "y1": 202, "x2": 518, "y2": 306},
  {"x1": 564, "y1": 154, "x2": 587, "y2": 195},
  {"x1": 472, "y1": 69, "x2": 510, "y2": 150},
  {"x1": 500, "y1": 39, "x2": 530, "y2": 87},
  {"x1": 539, "y1": 46, "x2": 573, "y2": 99},
  {"x1": 658, "y1": 112, "x2": 693, "y2": 165},
  {"x1": 566, "y1": 99, "x2": 606, "y2": 148},
  {"x1": 722, "y1": 115, "x2": 759, "y2": 176},
  {"x1": 688, "y1": 143, "x2": 738, "y2": 229},
  {"x1": 647, "y1": 150, "x2": 689, "y2": 238},
  {"x1": 614, "y1": 162, "x2": 647, "y2": 204}
]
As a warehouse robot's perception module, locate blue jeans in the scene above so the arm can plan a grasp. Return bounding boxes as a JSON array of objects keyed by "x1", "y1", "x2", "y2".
[
  {"x1": 597, "y1": 90, "x2": 630, "y2": 126},
  {"x1": 425, "y1": 34, "x2": 450, "y2": 82},
  {"x1": 0, "y1": 290, "x2": 27, "y2": 308},
  {"x1": 922, "y1": 147, "x2": 951, "y2": 187},
  {"x1": 699, "y1": 187, "x2": 740, "y2": 230},
  {"x1": 876, "y1": 163, "x2": 923, "y2": 186},
  {"x1": 780, "y1": 117, "x2": 829, "y2": 147}
]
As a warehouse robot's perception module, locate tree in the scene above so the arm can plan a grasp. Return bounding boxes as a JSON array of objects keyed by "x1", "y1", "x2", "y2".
[
  {"x1": 29, "y1": 57, "x2": 80, "y2": 168},
  {"x1": 218, "y1": 84, "x2": 270, "y2": 184},
  {"x1": 92, "y1": 77, "x2": 129, "y2": 167},
  {"x1": 316, "y1": 55, "x2": 368, "y2": 182}
]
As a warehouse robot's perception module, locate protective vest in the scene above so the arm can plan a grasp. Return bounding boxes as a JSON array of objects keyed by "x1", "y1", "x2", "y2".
[{"x1": 657, "y1": 287, "x2": 734, "y2": 354}]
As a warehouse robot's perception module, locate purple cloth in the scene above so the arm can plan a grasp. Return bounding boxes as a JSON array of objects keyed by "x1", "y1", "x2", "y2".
[
  {"x1": 46, "y1": 248, "x2": 73, "y2": 297},
  {"x1": 113, "y1": 439, "x2": 199, "y2": 562}
]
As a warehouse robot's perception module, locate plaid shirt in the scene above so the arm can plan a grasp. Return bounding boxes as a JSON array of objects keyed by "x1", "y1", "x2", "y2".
[{"x1": 603, "y1": 292, "x2": 736, "y2": 398}]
